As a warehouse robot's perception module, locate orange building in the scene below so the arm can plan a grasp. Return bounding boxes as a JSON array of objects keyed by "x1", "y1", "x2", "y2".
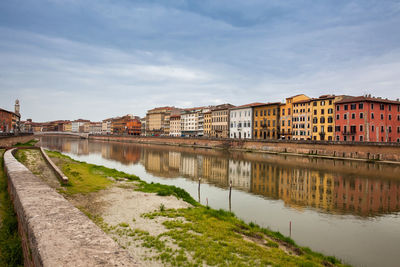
[
  {"x1": 279, "y1": 94, "x2": 310, "y2": 140},
  {"x1": 253, "y1": 102, "x2": 281, "y2": 139},
  {"x1": 126, "y1": 117, "x2": 141, "y2": 135}
]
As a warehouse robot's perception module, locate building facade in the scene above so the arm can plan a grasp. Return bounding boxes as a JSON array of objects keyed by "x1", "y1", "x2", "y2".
[
  {"x1": 335, "y1": 96, "x2": 400, "y2": 142},
  {"x1": 203, "y1": 111, "x2": 212, "y2": 137},
  {"x1": 71, "y1": 119, "x2": 90, "y2": 133},
  {"x1": 280, "y1": 94, "x2": 310, "y2": 140},
  {"x1": 169, "y1": 115, "x2": 181, "y2": 136},
  {"x1": 253, "y1": 102, "x2": 281, "y2": 140},
  {"x1": 146, "y1": 107, "x2": 180, "y2": 136},
  {"x1": 126, "y1": 117, "x2": 141, "y2": 135},
  {"x1": 230, "y1": 103, "x2": 263, "y2": 139},
  {"x1": 292, "y1": 99, "x2": 312, "y2": 140},
  {"x1": 211, "y1": 104, "x2": 234, "y2": 138},
  {"x1": 102, "y1": 119, "x2": 112, "y2": 134},
  {"x1": 0, "y1": 100, "x2": 21, "y2": 133}
]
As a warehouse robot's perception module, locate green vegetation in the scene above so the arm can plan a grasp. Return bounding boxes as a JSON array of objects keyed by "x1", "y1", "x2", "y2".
[
  {"x1": 12, "y1": 139, "x2": 38, "y2": 147},
  {"x1": 136, "y1": 181, "x2": 198, "y2": 206},
  {"x1": 105, "y1": 207, "x2": 348, "y2": 267},
  {"x1": 46, "y1": 150, "x2": 139, "y2": 195},
  {"x1": 42, "y1": 150, "x2": 347, "y2": 266},
  {"x1": 0, "y1": 149, "x2": 23, "y2": 266}
]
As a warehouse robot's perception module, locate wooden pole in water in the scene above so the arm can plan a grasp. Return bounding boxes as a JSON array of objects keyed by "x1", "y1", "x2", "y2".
[
  {"x1": 198, "y1": 177, "x2": 201, "y2": 203},
  {"x1": 206, "y1": 197, "x2": 208, "y2": 207},
  {"x1": 229, "y1": 180, "x2": 232, "y2": 212},
  {"x1": 289, "y1": 221, "x2": 292, "y2": 238}
]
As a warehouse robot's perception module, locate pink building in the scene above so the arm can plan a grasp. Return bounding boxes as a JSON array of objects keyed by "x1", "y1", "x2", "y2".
[{"x1": 335, "y1": 96, "x2": 400, "y2": 142}]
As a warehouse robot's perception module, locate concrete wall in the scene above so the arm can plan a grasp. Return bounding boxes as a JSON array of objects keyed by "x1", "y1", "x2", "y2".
[
  {"x1": 0, "y1": 134, "x2": 34, "y2": 147},
  {"x1": 89, "y1": 135, "x2": 400, "y2": 163},
  {"x1": 3, "y1": 149, "x2": 136, "y2": 267}
]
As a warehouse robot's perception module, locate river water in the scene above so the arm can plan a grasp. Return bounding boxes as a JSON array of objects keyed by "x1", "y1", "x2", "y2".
[{"x1": 39, "y1": 136, "x2": 400, "y2": 267}]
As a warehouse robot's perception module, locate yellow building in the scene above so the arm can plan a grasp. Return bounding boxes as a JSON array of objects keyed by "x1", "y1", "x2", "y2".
[
  {"x1": 280, "y1": 94, "x2": 310, "y2": 140},
  {"x1": 310, "y1": 95, "x2": 348, "y2": 141},
  {"x1": 203, "y1": 111, "x2": 212, "y2": 137},
  {"x1": 63, "y1": 122, "x2": 72, "y2": 132},
  {"x1": 253, "y1": 102, "x2": 281, "y2": 139},
  {"x1": 292, "y1": 99, "x2": 312, "y2": 140},
  {"x1": 146, "y1": 106, "x2": 180, "y2": 136}
]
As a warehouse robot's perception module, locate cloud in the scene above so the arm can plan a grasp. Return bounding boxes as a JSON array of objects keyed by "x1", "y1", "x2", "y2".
[{"x1": 0, "y1": 0, "x2": 399, "y2": 121}]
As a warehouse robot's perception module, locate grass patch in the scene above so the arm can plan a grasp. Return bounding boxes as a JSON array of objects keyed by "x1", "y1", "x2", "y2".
[
  {"x1": 136, "y1": 181, "x2": 198, "y2": 206},
  {"x1": 12, "y1": 139, "x2": 38, "y2": 147},
  {"x1": 133, "y1": 207, "x2": 349, "y2": 267},
  {"x1": 45, "y1": 150, "x2": 140, "y2": 195},
  {"x1": 0, "y1": 149, "x2": 23, "y2": 266}
]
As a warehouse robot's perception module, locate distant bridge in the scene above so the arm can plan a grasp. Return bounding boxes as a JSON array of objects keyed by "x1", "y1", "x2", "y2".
[{"x1": 34, "y1": 131, "x2": 89, "y2": 139}]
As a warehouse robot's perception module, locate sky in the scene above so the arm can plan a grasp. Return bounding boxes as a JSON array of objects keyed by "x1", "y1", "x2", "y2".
[{"x1": 0, "y1": 0, "x2": 400, "y2": 121}]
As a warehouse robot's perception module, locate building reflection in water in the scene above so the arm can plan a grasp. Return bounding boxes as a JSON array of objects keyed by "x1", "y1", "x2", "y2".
[{"x1": 40, "y1": 136, "x2": 400, "y2": 217}]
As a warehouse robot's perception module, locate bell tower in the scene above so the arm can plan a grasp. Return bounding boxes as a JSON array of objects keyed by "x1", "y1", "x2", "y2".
[{"x1": 15, "y1": 99, "x2": 20, "y2": 115}]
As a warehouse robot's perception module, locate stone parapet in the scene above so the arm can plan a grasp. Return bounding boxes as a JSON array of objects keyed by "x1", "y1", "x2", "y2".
[
  {"x1": 4, "y1": 149, "x2": 137, "y2": 267},
  {"x1": 39, "y1": 147, "x2": 69, "y2": 184}
]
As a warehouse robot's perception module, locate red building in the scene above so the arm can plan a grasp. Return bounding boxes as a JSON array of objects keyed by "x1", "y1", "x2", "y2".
[
  {"x1": 335, "y1": 96, "x2": 400, "y2": 142},
  {"x1": 0, "y1": 108, "x2": 20, "y2": 133}
]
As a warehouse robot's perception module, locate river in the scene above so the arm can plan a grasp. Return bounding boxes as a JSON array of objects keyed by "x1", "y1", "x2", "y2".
[{"x1": 39, "y1": 136, "x2": 400, "y2": 267}]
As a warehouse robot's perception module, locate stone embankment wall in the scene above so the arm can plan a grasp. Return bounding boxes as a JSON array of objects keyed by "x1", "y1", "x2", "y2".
[
  {"x1": 90, "y1": 135, "x2": 400, "y2": 163},
  {"x1": 3, "y1": 149, "x2": 136, "y2": 267},
  {"x1": 0, "y1": 134, "x2": 34, "y2": 147}
]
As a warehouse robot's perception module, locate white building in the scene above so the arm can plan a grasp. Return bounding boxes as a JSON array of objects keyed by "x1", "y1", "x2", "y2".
[
  {"x1": 102, "y1": 119, "x2": 112, "y2": 134},
  {"x1": 181, "y1": 107, "x2": 213, "y2": 137},
  {"x1": 169, "y1": 115, "x2": 181, "y2": 136},
  {"x1": 229, "y1": 103, "x2": 263, "y2": 139},
  {"x1": 71, "y1": 119, "x2": 90, "y2": 133}
]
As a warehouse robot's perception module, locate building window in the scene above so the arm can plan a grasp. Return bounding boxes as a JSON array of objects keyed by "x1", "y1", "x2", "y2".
[
  {"x1": 380, "y1": 104, "x2": 385, "y2": 110},
  {"x1": 359, "y1": 136, "x2": 363, "y2": 142},
  {"x1": 371, "y1": 113, "x2": 374, "y2": 119},
  {"x1": 336, "y1": 114, "x2": 340, "y2": 120},
  {"x1": 371, "y1": 103, "x2": 374, "y2": 110},
  {"x1": 381, "y1": 114, "x2": 384, "y2": 120},
  {"x1": 336, "y1": 135, "x2": 340, "y2": 141},
  {"x1": 344, "y1": 105, "x2": 348, "y2": 110},
  {"x1": 282, "y1": 109, "x2": 285, "y2": 116},
  {"x1": 389, "y1": 115, "x2": 392, "y2": 120},
  {"x1": 351, "y1": 104, "x2": 356, "y2": 110},
  {"x1": 255, "y1": 111, "x2": 258, "y2": 117},
  {"x1": 360, "y1": 113, "x2": 363, "y2": 119},
  {"x1": 398, "y1": 127, "x2": 400, "y2": 133},
  {"x1": 360, "y1": 125, "x2": 363, "y2": 132},
  {"x1": 335, "y1": 126, "x2": 341, "y2": 132},
  {"x1": 313, "y1": 126, "x2": 317, "y2": 132},
  {"x1": 328, "y1": 126, "x2": 333, "y2": 132},
  {"x1": 314, "y1": 110, "x2": 317, "y2": 115},
  {"x1": 282, "y1": 120, "x2": 285, "y2": 126},
  {"x1": 328, "y1": 108, "x2": 333, "y2": 114},
  {"x1": 328, "y1": 117, "x2": 333, "y2": 123},
  {"x1": 344, "y1": 114, "x2": 348, "y2": 120},
  {"x1": 389, "y1": 105, "x2": 392, "y2": 111},
  {"x1": 381, "y1": 126, "x2": 384, "y2": 133},
  {"x1": 359, "y1": 103, "x2": 364, "y2": 109},
  {"x1": 336, "y1": 105, "x2": 340, "y2": 111},
  {"x1": 389, "y1": 126, "x2": 392, "y2": 133},
  {"x1": 371, "y1": 125, "x2": 375, "y2": 132},
  {"x1": 351, "y1": 113, "x2": 356, "y2": 119}
]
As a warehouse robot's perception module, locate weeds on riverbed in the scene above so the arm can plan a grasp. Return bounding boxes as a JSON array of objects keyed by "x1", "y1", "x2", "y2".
[
  {"x1": 12, "y1": 139, "x2": 38, "y2": 147},
  {"x1": 136, "y1": 181, "x2": 198, "y2": 206},
  {"x1": 0, "y1": 150, "x2": 23, "y2": 266},
  {"x1": 121, "y1": 207, "x2": 349, "y2": 267},
  {"x1": 45, "y1": 151, "x2": 140, "y2": 194}
]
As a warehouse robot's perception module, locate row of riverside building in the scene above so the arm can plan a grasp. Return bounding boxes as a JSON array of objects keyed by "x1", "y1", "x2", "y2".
[
  {"x1": 5, "y1": 94, "x2": 400, "y2": 143},
  {"x1": 145, "y1": 94, "x2": 400, "y2": 143}
]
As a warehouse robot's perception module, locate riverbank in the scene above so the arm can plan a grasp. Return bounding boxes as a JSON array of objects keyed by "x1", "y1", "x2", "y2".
[
  {"x1": 86, "y1": 135, "x2": 400, "y2": 164},
  {"x1": 16, "y1": 148, "x2": 349, "y2": 266}
]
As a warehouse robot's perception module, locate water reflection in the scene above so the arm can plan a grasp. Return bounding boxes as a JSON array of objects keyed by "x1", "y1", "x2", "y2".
[{"x1": 40, "y1": 136, "x2": 400, "y2": 217}]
